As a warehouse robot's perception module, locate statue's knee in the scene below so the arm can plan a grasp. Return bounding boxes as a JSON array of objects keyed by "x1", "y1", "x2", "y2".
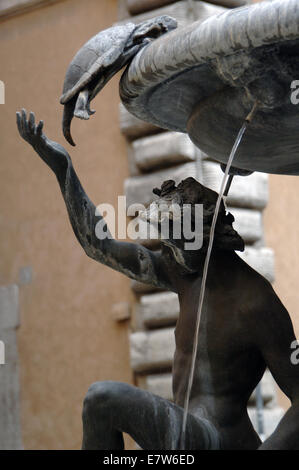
[{"x1": 83, "y1": 381, "x2": 124, "y2": 416}]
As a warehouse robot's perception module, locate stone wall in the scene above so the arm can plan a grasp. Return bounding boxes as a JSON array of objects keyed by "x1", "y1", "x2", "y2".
[{"x1": 0, "y1": 285, "x2": 22, "y2": 449}]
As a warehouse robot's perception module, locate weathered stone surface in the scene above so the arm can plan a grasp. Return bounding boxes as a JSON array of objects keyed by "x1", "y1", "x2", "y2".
[
  {"x1": 131, "y1": 279, "x2": 162, "y2": 294},
  {"x1": 202, "y1": 160, "x2": 268, "y2": 210},
  {"x1": 144, "y1": 372, "x2": 173, "y2": 400},
  {"x1": 120, "y1": 1, "x2": 226, "y2": 29},
  {"x1": 130, "y1": 327, "x2": 175, "y2": 372},
  {"x1": 0, "y1": 285, "x2": 22, "y2": 450},
  {"x1": 0, "y1": 329, "x2": 22, "y2": 450},
  {"x1": 112, "y1": 302, "x2": 131, "y2": 322},
  {"x1": 126, "y1": 0, "x2": 243, "y2": 16},
  {"x1": 248, "y1": 406, "x2": 285, "y2": 440},
  {"x1": 204, "y1": 0, "x2": 247, "y2": 7},
  {"x1": 126, "y1": 0, "x2": 177, "y2": 16},
  {"x1": 125, "y1": 161, "x2": 268, "y2": 211},
  {"x1": 229, "y1": 208, "x2": 263, "y2": 244},
  {"x1": 248, "y1": 369, "x2": 277, "y2": 406},
  {"x1": 0, "y1": 285, "x2": 19, "y2": 330},
  {"x1": 238, "y1": 247, "x2": 275, "y2": 283},
  {"x1": 124, "y1": 162, "x2": 198, "y2": 208},
  {"x1": 131, "y1": 131, "x2": 196, "y2": 172},
  {"x1": 138, "y1": 291, "x2": 179, "y2": 327},
  {"x1": 119, "y1": 103, "x2": 160, "y2": 140}
]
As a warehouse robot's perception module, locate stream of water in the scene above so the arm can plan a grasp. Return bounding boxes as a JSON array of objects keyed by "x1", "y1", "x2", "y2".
[{"x1": 179, "y1": 103, "x2": 258, "y2": 449}]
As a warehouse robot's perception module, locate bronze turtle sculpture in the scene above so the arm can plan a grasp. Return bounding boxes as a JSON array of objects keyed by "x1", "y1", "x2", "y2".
[{"x1": 60, "y1": 16, "x2": 177, "y2": 146}]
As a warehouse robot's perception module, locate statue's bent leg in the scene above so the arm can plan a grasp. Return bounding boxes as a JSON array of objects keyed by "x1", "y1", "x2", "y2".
[{"x1": 82, "y1": 381, "x2": 220, "y2": 450}]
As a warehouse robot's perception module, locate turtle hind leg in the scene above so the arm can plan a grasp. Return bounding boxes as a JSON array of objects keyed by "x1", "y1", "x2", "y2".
[{"x1": 74, "y1": 89, "x2": 95, "y2": 120}]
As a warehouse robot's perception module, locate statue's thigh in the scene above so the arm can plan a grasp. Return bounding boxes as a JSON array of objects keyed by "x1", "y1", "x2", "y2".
[{"x1": 95, "y1": 381, "x2": 219, "y2": 450}]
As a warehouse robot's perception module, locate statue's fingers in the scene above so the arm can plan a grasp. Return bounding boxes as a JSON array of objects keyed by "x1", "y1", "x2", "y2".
[
  {"x1": 21, "y1": 108, "x2": 29, "y2": 135},
  {"x1": 16, "y1": 112, "x2": 23, "y2": 137},
  {"x1": 36, "y1": 120, "x2": 44, "y2": 135},
  {"x1": 28, "y1": 111, "x2": 35, "y2": 133},
  {"x1": 19, "y1": 109, "x2": 28, "y2": 137}
]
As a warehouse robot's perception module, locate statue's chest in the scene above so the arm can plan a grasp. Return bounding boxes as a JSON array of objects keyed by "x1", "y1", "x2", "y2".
[{"x1": 175, "y1": 280, "x2": 242, "y2": 358}]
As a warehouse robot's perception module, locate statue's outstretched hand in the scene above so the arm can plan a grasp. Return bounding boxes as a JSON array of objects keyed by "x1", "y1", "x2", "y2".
[
  {"x1": 16, "y1": 109, "x2": 70, "y2": 176},
  {"x1": 16, "y1": 108, "x2": 45, "y2": 147}
]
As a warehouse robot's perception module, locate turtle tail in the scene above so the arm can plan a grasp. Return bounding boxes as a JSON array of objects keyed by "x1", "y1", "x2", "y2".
[{"x1": 62, "y1": 97, "x2": 76, "y2": 146}]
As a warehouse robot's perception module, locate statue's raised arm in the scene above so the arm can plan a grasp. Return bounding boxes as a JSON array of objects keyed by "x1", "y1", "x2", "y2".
[{"x1": 16, "y1": 109, "x2": 173, "y2": 292}]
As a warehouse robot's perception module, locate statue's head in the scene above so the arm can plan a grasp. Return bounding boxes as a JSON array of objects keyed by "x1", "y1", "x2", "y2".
[{"x1": 140, "y1": 177, "x2": 244, "y2": 271}]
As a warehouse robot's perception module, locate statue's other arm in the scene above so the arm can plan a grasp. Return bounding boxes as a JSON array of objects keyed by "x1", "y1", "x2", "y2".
[
  {"x1": 254, "y1": 287, "x2": 299, "y2": 450},
  {"x1": 17, "y1": 110, "x2": 173, "y2": 292}
]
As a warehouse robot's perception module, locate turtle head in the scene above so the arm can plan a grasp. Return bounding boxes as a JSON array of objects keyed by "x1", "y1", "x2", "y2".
[{"x1": 132, "y1": 15, "x2": 177, "y2": 44}]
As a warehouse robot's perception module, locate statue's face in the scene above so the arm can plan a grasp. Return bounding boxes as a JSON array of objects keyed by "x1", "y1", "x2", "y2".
[
  {"x1": 139, "y1": 178, "x2": 217, "y2": 253},
  {"x1": 139, "y1": 189, "x2": 186, "y2": 251},
  {"x1": 139, "y1": 177, "x2": 244, "y2": 269}
]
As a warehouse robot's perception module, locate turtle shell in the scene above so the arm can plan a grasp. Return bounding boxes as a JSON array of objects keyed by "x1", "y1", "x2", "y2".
[{"x1": 60, "y1": 23, "x2": 135, "y2": 105}]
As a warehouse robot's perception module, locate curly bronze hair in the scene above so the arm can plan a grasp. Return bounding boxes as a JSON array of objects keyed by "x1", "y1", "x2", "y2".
[{"x1": 153, "y1": 177, "x2": 245, "y2": 252}]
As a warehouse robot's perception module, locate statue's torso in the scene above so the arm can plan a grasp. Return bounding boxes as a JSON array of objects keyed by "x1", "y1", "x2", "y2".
[{"x1": 171, "y1": 251, "x2": 269, "y2": 448}]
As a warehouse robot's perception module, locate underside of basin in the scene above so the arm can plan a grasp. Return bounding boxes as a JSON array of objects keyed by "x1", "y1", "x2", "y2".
[{"x1": 120, "y1": 0, "x2": 299, "y2": 175}]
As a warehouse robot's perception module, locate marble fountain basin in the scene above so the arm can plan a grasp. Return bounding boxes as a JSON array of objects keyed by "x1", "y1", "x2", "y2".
[{"x1": 120, "y1": 0, "x2": 299, "y2": 175}]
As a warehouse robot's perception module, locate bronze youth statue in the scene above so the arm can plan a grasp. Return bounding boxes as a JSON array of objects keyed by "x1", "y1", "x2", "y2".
[{"x1": 17, "y1": 109, "x2": 299, "y2": 450}]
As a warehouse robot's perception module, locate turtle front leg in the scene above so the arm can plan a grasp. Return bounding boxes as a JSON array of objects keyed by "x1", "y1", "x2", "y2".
[{"x1": 74, "y1": 89, "x2": 95, "y2": 120}]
